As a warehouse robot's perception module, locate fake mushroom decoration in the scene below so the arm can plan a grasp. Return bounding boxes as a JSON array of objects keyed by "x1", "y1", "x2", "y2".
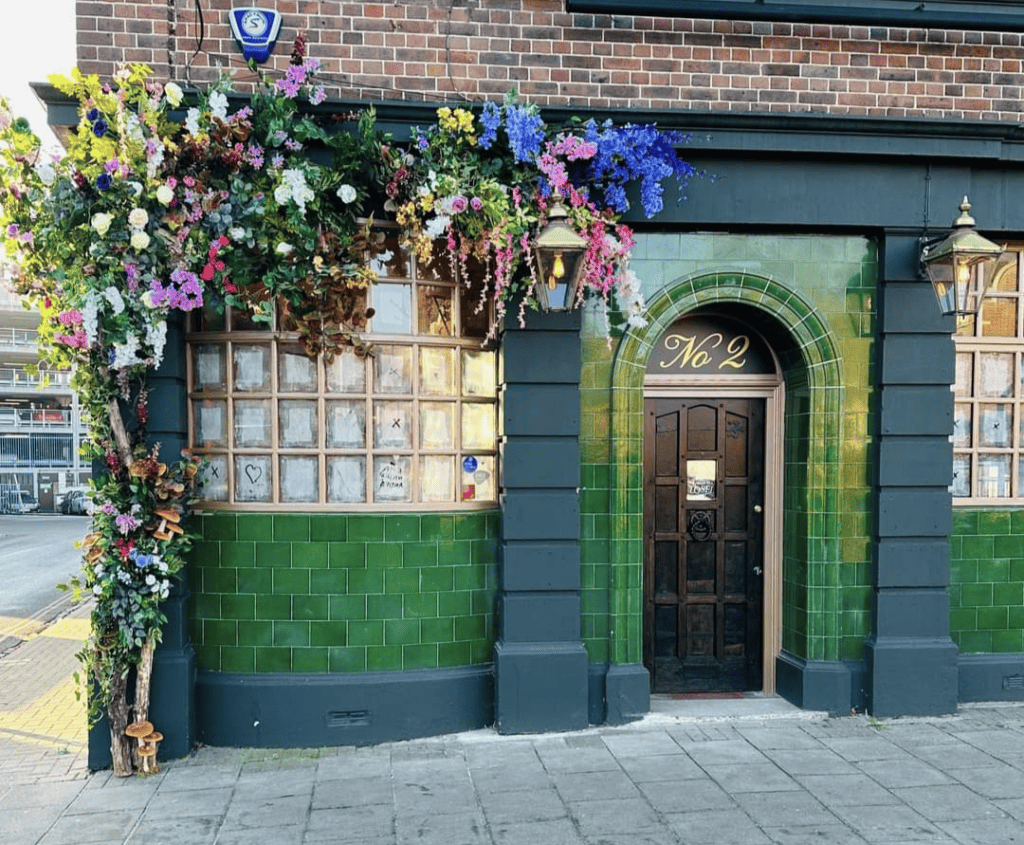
[
  {"x1": 151, "y1": 508, "x2": 183, "y2": 542},
  {"x1": 141, "y1": 729, "x2": 163, "y2": 774},
  {"x1": 125, "y1": 719, "x2": 152, "y2": 771}
]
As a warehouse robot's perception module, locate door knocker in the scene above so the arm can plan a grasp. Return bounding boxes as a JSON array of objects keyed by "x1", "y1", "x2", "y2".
[{"x1": 688, "y1": 509, "x2": 713, "y2": 541}]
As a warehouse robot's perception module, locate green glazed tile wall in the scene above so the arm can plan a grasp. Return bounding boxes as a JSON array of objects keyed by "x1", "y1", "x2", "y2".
[
  {"x1": 580, "y1": 234, "x2": 876, "y2": 668},
  {"x1": 950, "y1": 509, "x2": 1024, "y2": 653},
  {"x1": 187, "y1": 510, "x2": 500, "y2": 674}
]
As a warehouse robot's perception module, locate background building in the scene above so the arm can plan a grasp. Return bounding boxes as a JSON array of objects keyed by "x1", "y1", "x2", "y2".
[
  {"x1": 0, "y1": 262, "x2": 88, "y2": 511},
  {"x1": 44, "y1": 0, "x2": 1024, "y2": 764}
]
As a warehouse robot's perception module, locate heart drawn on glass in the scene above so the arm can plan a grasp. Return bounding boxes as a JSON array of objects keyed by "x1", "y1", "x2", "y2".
[{"x1": 244, "y1": 463, "x2": 263, "y2": 485}]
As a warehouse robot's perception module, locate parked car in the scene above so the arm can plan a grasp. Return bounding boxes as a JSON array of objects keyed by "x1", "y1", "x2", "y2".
[
  {"x1": 0, "y1": 489, "x2": 38, "y2": 514},
  {"x1": 59, "y1": 489, "x2": 90, "y2": 515}
]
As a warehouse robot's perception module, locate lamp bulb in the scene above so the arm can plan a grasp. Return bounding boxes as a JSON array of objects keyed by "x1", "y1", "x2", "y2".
[{"x1": 552, "y1": 252, "x2": 565, "y2": 279}]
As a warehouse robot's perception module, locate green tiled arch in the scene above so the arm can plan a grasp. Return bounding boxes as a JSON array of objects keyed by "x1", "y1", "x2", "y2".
[{"x1": 606, "y1": 272, "x2": 845, "y2": 666}]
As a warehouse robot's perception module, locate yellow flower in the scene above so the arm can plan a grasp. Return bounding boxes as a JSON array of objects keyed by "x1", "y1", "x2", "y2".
[{"x1": 418, "y1": 193, "x2": 434, "y2": 212}]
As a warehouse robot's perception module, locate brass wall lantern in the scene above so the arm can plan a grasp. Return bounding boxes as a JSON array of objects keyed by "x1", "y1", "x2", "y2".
[
  {"x1": 532, "y1": 199, "x2": 588, "y2": 311},
  {"x1": 920, "y1": 196, "x2": 1005, "y2": 317}
]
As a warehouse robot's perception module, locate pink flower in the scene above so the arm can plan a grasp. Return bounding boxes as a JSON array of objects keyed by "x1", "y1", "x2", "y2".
[{"x1": 451, "y1": 195, "x2": 468, "y2": 213}]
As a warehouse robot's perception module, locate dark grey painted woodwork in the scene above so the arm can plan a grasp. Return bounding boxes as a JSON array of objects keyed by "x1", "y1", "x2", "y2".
[
  {"x1": 882, "y1": 281, "x2": 958, "y2": 335},
  {"x1": 501, "y1": 543, "x2": 581, "y2": 591},
  {"x1": 775, "y1": 652, "x2": 857, "y2": 716},
  {"x1": 196, "y1": 666, "x2": 493, "y2": 747},
  {"x1": 866, "y1": 259, "x2": 958, "y2": 718},
  {"x1": 881, "y1": 335, "x2": 957, "y2": 385},
  {"x1": 876, "y1": 540, "x2": 951, "y2": 589},
  {"x1": 499, "y1": 593, "x2": 583, "y2": 642},
  {"x1": 878, "y1": 489, "x2": 954, "y2": 537},
  {"x1": 502, "y1": 384, "x2": 581, "y2": 436},
  {"x1": 959, "y1": 654, "x2": 1024, "y2": 702},
  {"x1": 502, "y1": 490, "x2": 581, "y2": 540},
  {"x1": 502, "y1": 438, "x2": 581, "y2": 488},
  {"x1": 873, "y1": 590, "x2": 951, "y2": 639},
  {"x1": 494, "y1": 310, "x2": 590, "y2": 733},
  {"x1": 604, "y1": 664, "x2": 651, "y2": 725},
  {"x1": 864, "y1": 638, "x2": 959, "y2": 716},
  {"x1": 503, "y1": 331, "x2": 584, "y2": 383},
  {"x1": 879, "y1": 387, "x2": 954, "y2": 436},
  {"x1": 878, "y1": 438, "x2": 954, "y2": 488}
]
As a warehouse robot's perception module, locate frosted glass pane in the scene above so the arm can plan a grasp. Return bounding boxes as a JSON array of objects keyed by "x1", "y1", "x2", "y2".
[
  {"x1": 279, "y1": 400, "x2": 318, "y2": 448},
  {"x1": 980, "y1": 353, "x2": 1013, "y2": 397},
  {"x1": 460, "y1": 454, "x2": 495, "y2": 502},
  {"x1": 374, "y1": 346, "x2": 412, "y2": 394},
  {"x1": 373, "y1": 456, "x2": 411, "y2": 503},
  {"x1": 418, "y1": 285, "x2": 454, "y2": 336},
  {"x1": 233, "y1": 344, "x2": 270, "y2": 392},
  {"x1": 955, "y1": 352, "x2": 973, "y2": 398},
  {"x1": 234, "y1": 400, "x2": 271, "y2": 447},
  {"x1": 953, "y1": 404, "x2": 972, "y2": 448},
  {"x1": 462, "y1": 349, "x2": 496, "y2": 398},
  {"x1": 979, "y1": 404, "x2": 1012, "y2": 447},
  {"x1": 199, "y1": 456, "x2": 228, "y2": 501},
  {"x1": 235, "y1": 455, "x2": 272, "y2": 502},
  {"x1": 978, "y1": 454, "x2": 1011, "y2": 498},
  {"x1": 193, "y1": 344, "x2": 226, "y2": 392},
  {"x1": 278, "y1": 345, "x2": 316, "y2": 392},
  {"x1": 952, "y1": 455, "x2": 971, "y2": 498},
  {"x1": 194, "y1": 400, "x2": 227, "y2": 447},
  {"x1": 420, "y1": 347, "x2": 455, "y2": 396},
  {"x1": 461, "y1": 403, "x2": 495, "y2": 450},
  {"x1": 328, "y1": 456, "x2": 366, "y2": 503},
  {"x1": 374, "y1": 402, "x2": 412, "y2": 449},
  {"x1": 420, "y1": 402, "x2": 454, "y2": 449},
  {"x1": 326, "y1": 400, "x2": 366, "y2": 448},
  {"x1": 420, "y1": 456, "x2": 454, "y2": 502},
  {"x1": 280, "y1": 456, "x2": 318, "y2": 502},
  {"x1": 372, "y1": 284, "x2": 412, "y2": 334},
  {"x1": 980, "y1": 297, "x2": 1017, "y2": 337},
  {"x1": 326, "y1": 349, "x2": 366, "y2": 394}
]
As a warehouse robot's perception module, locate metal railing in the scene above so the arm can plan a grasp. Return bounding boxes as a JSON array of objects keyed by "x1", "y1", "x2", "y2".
[
  {"x1": 0, "y1": 367, "x2": 72, "y2": 389},
  {"x1": 0, "y1": 408, "x2": 73, "y2": 429},
  {"x1": 0, "y1": 327, "x2": 38, "y2": 349}
]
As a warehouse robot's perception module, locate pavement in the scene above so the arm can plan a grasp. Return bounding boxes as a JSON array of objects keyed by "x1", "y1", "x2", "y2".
[{"x1": 5, "y1": 608, "x2": 1024, "y2": 844}]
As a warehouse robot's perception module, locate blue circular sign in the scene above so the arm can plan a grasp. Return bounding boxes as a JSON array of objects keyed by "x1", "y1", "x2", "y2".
[{"x1": 462, "y1": 456, "x2": 478, "y2": 473}]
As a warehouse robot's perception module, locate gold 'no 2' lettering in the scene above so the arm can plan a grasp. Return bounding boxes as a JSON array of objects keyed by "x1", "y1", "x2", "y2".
[{"x1": 659, "y1": 333, "x2": 750, "y2": 370}]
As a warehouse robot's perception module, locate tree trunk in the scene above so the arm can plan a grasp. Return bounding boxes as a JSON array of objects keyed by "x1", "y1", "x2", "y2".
[
  {"x1": 107, "y1": 666, "x2": 133, "y2": 777},
  {"x1": 131, "y1": 638, "x2": 155, "y2": 772}
]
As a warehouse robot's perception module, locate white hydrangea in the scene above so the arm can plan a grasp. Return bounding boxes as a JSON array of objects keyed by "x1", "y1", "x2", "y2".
[
  {"x1": 424, "y1": 214, "x2": 451, "y2": 239},
  {"x1": 145, "y1": 317, "x2": 167, "y2": 368},
  {"x1": 185, "y1": 107, "x2": 200, "y2": 136},
  {"x1": 110, "y1": 333, "x2": 141, "y2": 369},
  {"x1": 81, "y1": 292, "x2": 100, "y2": 344},
  {"x1": 209, "y1": 91, "x2": 228, "y2": 120},
  {"x1": 103, "y1": 286, "x2": 125, "y2": 315},
  {"x1": 279, "y1": 168, "x2": 313, "y2": 213},
  {"x1": 617, "y1": 268, "x2": 648, "y2": 329}
]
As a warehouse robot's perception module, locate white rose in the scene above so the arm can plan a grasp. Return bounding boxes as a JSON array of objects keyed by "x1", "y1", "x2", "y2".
[
  {"x1": 156, "y1": 185, "x2": 174, "y2": 205},
  {"x1": 165, "y1": 82, "x2": 183, "y2": 107},
  {"x1": 336, "y1": 183, "x2": 357, "y2": 203},
  {"x1": 130, "y1": 231, "x2": 151, "y2": 251},
  {"x1": 91, "y1": 213, "x2": 112, "y2": 236},
  {"x1": 276, "y1": 242, "x2": 293, "y2": 256},
  {"x1": 128, "y1": 208, "x2": 148, "y2": 230}
]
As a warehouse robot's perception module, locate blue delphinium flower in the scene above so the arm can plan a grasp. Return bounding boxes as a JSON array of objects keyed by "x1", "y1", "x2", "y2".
[
  {"x1": 505, "y1": 105, "x2": 544, "y2": 163},
  {"x1": 478, "y1": 101, "x2": 501, "y2": 149}
]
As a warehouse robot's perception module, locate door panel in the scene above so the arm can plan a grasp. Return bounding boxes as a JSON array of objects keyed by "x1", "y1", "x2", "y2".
[{"x1": 643, "y1": 397, "x2": 765, "y2": 693}]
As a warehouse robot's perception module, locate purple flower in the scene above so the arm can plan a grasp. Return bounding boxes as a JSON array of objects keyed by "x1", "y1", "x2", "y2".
[
  {"x1": 96, "y1": 173, "x2": 112, "y2": 191},
  {"x1": 115, "y1": 513, "x2": 140, "y2": 535},
  {"x1": 275, "y1": 77, "x2": 301, "y2": 98},
  {"x1": 450, "y1": 195, "x2": 468, "y2": 213},
  {"x1": 309, "y1": 86, "x2": 327, "y2": 105},
  {"x1": 417, "y1": 136, "x2": 428, "y2": 150},
  {"x1": 6, "y1": 223, "x2": 18, "y2": 237},
  {"x1": 470, "y1": 196, "x2": 483, "y2": 211}
]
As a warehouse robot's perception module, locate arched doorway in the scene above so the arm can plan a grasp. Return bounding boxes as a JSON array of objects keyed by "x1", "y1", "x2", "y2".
[{"x1": 642, "y1": 312, "x2": 784, "y2": 693}]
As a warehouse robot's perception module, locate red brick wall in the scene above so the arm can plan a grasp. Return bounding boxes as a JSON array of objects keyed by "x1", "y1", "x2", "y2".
[{"x1": 75, "y1": 0, "x2": 1024, "y2": 121}]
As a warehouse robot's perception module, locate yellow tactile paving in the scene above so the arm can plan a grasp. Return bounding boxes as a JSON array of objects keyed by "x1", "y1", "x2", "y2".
[
  {"x1": 0, "y1": 676, "x2": 88, "y2": 745},
  {"x1": 0, "y1": 614, "x2": 46, "y2": 639},
  {"x1": 35, "y1": 617, "x2": 92, "y2": 641}
]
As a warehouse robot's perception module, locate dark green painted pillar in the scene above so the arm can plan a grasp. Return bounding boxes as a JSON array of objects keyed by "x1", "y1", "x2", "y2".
[
  {"x1": 88, "y1": 316, "x2": 196, "y2": 768},
  {"x1": 493, "y1": 310, "x2": 589, "y2": 733},
  {"x1": 864, "y1": 234, "x2": 958, "y2": 716}
]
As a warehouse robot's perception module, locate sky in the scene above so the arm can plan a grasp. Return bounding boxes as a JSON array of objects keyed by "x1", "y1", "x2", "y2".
[{"x1": 0, "y1": 0, "x2": 77, "y2": 152}]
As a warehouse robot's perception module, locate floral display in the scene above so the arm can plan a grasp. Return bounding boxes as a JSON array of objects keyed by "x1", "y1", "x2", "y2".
[
  {"x1": 0, "y1": 39, "x2": 696, "y2": 775},
  {"x1": 388, "y1": 95, "x2": 696, "y2": 333}
]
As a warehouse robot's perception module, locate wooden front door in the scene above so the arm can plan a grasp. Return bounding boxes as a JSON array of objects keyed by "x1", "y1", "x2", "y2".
[{"x1": 643, "y1": 397, "x2": 765, "y2": 693}]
